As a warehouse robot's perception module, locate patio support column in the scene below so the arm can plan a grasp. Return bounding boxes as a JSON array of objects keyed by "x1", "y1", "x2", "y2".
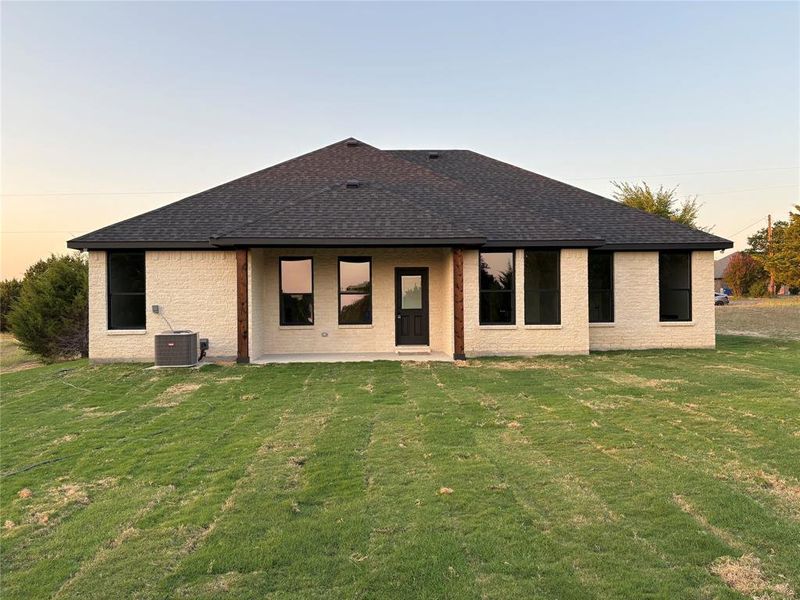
[
  {"x1": 453, "y1": 248, "x2": 466, "y2": 360},
  {"x1": 236, "y1": 248, "x2": 249, "y2": 364}
]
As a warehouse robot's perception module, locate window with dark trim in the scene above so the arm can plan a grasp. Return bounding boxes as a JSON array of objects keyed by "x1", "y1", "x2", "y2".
[
  {"x1": 479, "y1": 251, "x2": 515, "y2": 325},
  {"x1": 279, "y1": 257, "x2": 314, "y2": 325},
  {"x1": 659, "y1": 251, "x2": 692, "y2": 322},
  {"x1": 107, "y1": 251, "x2": 146, "y2": 330},
  {"x1": 588, "y1": 251, "x2": 614, "y2": 323},
  {"x1": 524, "y1": 250, "x2": 560, "y2": 325},
  {"x1": 338, "y1": 257, "x2": 372, "y2": 325}
]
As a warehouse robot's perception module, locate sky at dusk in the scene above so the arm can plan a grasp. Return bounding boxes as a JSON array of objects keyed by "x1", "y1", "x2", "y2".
[{"x1": 2, "y1": 1, "x2": 798, "y2": 278}]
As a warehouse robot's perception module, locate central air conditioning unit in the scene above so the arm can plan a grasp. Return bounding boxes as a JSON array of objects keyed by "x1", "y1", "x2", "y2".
[{"x1": 154, "y1": 331, "x2": 199, "y2": 367}]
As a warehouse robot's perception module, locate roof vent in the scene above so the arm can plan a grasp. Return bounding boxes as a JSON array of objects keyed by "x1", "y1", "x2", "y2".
[
  {"x1": 345, "y1": 179, "x2": 360, "y2": 189},
  {"x1": 345, "y1": 139, "x2": 360, "y2": 147},
  {"x1": 428, "y1": 151, "x2": 440, "y2": 159}
]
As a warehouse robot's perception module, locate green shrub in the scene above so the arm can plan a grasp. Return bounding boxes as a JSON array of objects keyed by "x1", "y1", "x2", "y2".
[
  {"x1": 0, "y1": 278, "x2": 23, "y2": 332},
  {"x1": 7, "y1": 254, "x2": 88, "y2": 361},
  {"x1": 747, "y1": 279, "x2": 770, "y2": 298}
]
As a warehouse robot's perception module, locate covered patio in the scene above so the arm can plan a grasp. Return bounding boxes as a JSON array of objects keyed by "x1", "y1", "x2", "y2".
[{"x1": 234, "y1": 246, "x2": 468, "y2": 364}]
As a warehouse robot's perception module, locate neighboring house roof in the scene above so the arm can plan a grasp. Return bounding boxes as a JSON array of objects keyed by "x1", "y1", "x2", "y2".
[
  {"x1": 714, "y1": 251, "x2": 739, "y2": 279},
  {"x1": 67, "y1": 138, "x2": 733, "y2": 251}
]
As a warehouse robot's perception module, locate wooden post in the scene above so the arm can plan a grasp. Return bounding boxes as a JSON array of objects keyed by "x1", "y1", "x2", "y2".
[
  {"x1": 453, "y1": 248, "x2": 465, "y2": 360},
  {"x1": 236, "y1": 249, "x2": 249, "y2": 364},
  {"x1": 767, "y1": 214, "x2": 775, "y2": 296}
]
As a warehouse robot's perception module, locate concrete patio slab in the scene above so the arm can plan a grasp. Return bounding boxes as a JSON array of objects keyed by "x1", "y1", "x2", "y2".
[{"x1": 251, "y1": 351, "x2": 452, "y2": 364}]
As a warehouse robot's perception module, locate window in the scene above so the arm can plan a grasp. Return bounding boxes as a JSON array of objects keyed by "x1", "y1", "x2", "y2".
[
  {"x1": 338, "y1": 257, "x2": 372, "y2": 324},
  {"x1": 588, "y1": 251, "x2": 614, "y2": 323},
  {"x1": 107, "y1": 251, "x2": 146, "y2": 330},
  {"x1": 479, "y1": 251, "x2": 515, "y2": 324},
  {"x1": 279, "y1": 257, "x2": 313, "y2": 325},
  {"x1": 524, "y1": 250, "x2": 560, "y2": 325},
  {"x1": 659, "y1": 251, "x2": 692, "y2": 321}
]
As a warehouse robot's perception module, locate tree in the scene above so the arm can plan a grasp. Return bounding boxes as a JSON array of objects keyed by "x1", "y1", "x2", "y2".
[
  {"x1": 611, "y1": 181, "x2": 706, "y2": 230},
  {"x1": 746, "y1": 218, "x2": 791, "y2": 293},
  {"x1": 761, "y1": 205, "x2": 800, "y2": 288},
  {"x1": 746, "y1": 219, "x2": 788, "y2": 255},
  {"x1": 722, "y1": 253, "x2": 767, "y2": 297},
  {"x1": 7, "y1": 254, "x2": 88, "y2": 361},
  {"x1": 0, "y1": 278, "x2": 23, "y2": 332}
]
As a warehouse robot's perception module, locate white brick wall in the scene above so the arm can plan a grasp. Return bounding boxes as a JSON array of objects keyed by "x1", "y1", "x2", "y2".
[
  {"x1": 588, "y1": 251, "x2": 715, "y2": 350},
  {"x1": 463, "y1": 248, "x2": 590, "y2": 356},
  {"x1": 88, "y1": 250, "x2": 238, "y2": 361},
  {"x1": 249, "y1": 248, "x2": 454, "y2": 357},
  {"x1": 89, "y1": 247, "x2": 716, "y2": 362}
]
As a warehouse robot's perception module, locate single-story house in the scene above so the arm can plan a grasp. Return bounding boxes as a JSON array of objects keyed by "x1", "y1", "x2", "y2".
[
  {"x1": 714, "y1": 251, "x2": 739, "y2": 292},
  {"x1": 67, "y1": 138, "x2": 733, "y2": 363}
]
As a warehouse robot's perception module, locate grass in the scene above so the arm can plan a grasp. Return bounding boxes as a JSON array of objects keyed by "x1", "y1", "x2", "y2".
[
  {"x1": 716, "y1": 296, "x2": 800, "y2": 341},
  {"x1": 1, "y1": 336, "x2": 799, "y2": 599},
  {"x1": 0, "y1": 333, "x2": 40, "y2": 374}
]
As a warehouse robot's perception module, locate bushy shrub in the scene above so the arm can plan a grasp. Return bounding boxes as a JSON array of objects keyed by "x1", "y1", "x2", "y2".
[
  {"x1": 7, "y1": 254, "x2": 88, "y2": 361},
  {"x1": 747, "y1": 279, "x2": 770, "y2": 298},
  {"x1": 723, "y1": 253, "x2": 768, "y2": 297},
  {"x1": 0, "y1": 278, "x2": 23, "y2": 332}
]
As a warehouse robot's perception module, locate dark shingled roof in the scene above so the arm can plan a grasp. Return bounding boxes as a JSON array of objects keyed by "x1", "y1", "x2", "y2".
[{"x1": 68, "y1": 138, "x2": 732, "y2": 251}]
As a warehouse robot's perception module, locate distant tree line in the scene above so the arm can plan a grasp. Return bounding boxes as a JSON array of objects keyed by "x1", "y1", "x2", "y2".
[
  {"x1": 723, "y1": 205, "x2": 800, "y2": 296},
  {"x1": 0, "y1": 254, "x2": 88, "y2": 361}
]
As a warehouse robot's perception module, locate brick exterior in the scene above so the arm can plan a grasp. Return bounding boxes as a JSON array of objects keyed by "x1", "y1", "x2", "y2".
[
  {"x1": 588, "y1": 251, "x2": 715, "y2": 350},
  {"x1": 89, "y1": 248, "x2": 716, "y2": 362},
  {"x1": 463, "y1": 248, "x2": 590, "y2": 356},
  {"x1": 88, "y1": 250, "x2": 238, "y2": 361},
  {"x1": 248, "y1": 248, "x2": 454, "y2": 357}
]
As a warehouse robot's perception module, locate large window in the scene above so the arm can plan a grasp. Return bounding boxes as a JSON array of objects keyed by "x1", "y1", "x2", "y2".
[
  {"x1": 279, "y1": 257, "x2": 313, "y2": 325},
  {"x1": 659, "y1": 251, "x2": 692, "y2": 321},
  {"x1": 524, "y1": 250, "x2": 560, "y2": 325},
  {"x1": 338, "y1": 257, "x2": 372, "y2": 325},
  {"x1": 588, "y1": 251, "x2": 614, "y2": 323},
  {"x1": 479, "y1": 251, "x2": 515, "y2": 324},
  {"x1": 107, "y1": 251, "x2": 146, "y2": 330}
]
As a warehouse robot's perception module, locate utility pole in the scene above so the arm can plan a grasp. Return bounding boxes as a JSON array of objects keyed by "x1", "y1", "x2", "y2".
[{"x1": 767, "y1": 214, "x2": 775, "y2": 295}]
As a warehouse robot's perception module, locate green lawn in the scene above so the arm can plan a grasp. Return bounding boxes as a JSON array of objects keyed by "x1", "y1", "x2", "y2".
[
  {"x1": 0, "y1": 333, "x2": 40, "y2": 373},
  {"x1": 1, "y1": 336, "x2": 798, "y2": 599}
]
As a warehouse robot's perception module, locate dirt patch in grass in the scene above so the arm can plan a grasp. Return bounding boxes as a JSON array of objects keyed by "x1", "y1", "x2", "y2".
[
  {"x1": 603, "y1": 373, "x2": 684, "y2": 390},
  {"x1": 50, "y1": 434, "x2": 77, "y2": 446},
  {"x1": 721, "y1": 462, "x2": 800, "y2": 517},
  {"x1": 673, "y1": 494, "x2": 745, "y2": 551},
  {"x1": 81, "y1": 406, "x2": 126, "y2": 418},
  {"x1": 152, "y1": 383, "x2": 203, "y2": 407},
  {"x1": 20, "y1": 478, "x2": 119, "y2": 528},
  {"x1": 461, "y1": 359, "x2": 572, "y2": 371},
  {"x1": 578, "y1": 395, "x2": 636, "y2": 411},
  {"x1": 711, "y1": 554, "x2": 795, "y2": 598}
]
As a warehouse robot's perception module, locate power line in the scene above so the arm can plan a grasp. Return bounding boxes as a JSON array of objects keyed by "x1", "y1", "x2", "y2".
[
  {"x1": 0, "y1": 191, "x2": 187, "y2": 197},
  {"x1": 725, "y1": 217, "x2": 767, "y2": 239},
  {"x1": 685, "y1": 184, "x2": 798, "y2": 197},
  {"x1": 570, "y1": 165, "x2": 799, "y2": 181}
]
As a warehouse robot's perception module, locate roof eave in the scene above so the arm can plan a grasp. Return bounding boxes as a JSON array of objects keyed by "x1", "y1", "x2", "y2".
[
  {"x1": 481, "y1": 239, "x2": 605, "y2": 248},
  {"x1": 210, "y1": 236, "x2": 488, "y2": 247},
  {"x1": 66, "y1": 240, "x2": 215, "y2": 250},
  {"x1": 599, "y1": 240, "x2": 734, "y2": 251}
]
